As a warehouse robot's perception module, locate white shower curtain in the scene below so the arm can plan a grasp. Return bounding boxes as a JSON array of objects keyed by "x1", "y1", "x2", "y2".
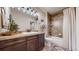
[
  {"x1": 76, "y1": 8, "x2": 79, "y2": 50},
  {"x1": 63, "y1": 8, "x2": 76, "y2": 51}
]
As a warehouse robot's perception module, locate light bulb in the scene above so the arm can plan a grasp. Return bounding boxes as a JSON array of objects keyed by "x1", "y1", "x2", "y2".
[
  {"x1": 22, "y1": 8, "x2": 26, "y2": 13},
  {"x1": 17, "y1": 8, "x2": 21, "y2": 11}
]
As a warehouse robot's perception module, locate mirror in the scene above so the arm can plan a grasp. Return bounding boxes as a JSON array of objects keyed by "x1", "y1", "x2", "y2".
[
  {"x1": 0, "y1": 7, "x2": 39, "y2": 32},
  {"x1": 0, "y1": 7, "x2": 12, "y2": 33},
  {"x1": 0, "y1": 7, "x2": 5, "y2": 28},
  {"x1": 11, "y1": 7, "x2": 38, "y2": 32},
  {"x1": 0, "y1": 7, "x2": 11, "y2": 29}
]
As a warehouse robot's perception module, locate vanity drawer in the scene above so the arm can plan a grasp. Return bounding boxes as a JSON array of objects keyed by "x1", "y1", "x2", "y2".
[{"x1": 26, "y1": 35, "x2": 38, "y2": 41}]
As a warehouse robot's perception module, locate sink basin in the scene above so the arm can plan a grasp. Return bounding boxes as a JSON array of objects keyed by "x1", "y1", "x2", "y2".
[{"x1": 0, "y1": 32, "x2": 19, "y2": 36}]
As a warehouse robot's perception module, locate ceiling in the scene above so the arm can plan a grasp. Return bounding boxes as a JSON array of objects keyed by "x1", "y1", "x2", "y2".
[{"x1": 39, "y1": 7, "x2": 66, "y2": 15}]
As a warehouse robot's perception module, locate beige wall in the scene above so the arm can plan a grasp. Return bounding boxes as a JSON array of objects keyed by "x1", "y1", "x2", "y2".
[{"x1": 37, "y1": 8, "x2": 49, "y2": 36}]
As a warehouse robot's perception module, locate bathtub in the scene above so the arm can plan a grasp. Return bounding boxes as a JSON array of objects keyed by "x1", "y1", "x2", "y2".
[{"x1": 45, "y1": 36, "x2": 64, "y2": 47}]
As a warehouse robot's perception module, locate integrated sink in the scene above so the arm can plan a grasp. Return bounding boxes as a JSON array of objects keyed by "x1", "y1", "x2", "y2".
[{"x1": 0, "y1": 32, "x2": 20, "y2": 36}]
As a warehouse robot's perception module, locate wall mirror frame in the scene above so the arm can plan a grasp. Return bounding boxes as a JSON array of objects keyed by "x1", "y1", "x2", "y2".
[{"x1": 0, "y1": 7, "x2": 5, "y2": 28}]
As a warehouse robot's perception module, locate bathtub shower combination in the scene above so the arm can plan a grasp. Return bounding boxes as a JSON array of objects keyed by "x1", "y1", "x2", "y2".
[{"x1": 43, "y1": 36, "x2": 67, "y2": 51}]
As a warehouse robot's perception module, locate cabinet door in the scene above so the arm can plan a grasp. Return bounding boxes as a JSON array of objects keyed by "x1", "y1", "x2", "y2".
[
  {"x1": 0, "y1": 37, "x2": 26, "y2": 51},
  {"x1": 26, "y1": 36, "x2": 38, "y2": 51},
  {"x1": 38, "y1": 34, "x2": 45, "y2": 50},
  {"x1": 11, "y1": 42, "x2": 26, "y2": 51},
  {"x1": 11, "y1": 38, "x2": 26, "y2": 51}
]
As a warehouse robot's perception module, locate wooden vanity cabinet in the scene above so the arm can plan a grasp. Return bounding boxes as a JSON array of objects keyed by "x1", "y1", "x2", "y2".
[{"x1": 0, "y1": 34, "x2": 45, "y2": 51}]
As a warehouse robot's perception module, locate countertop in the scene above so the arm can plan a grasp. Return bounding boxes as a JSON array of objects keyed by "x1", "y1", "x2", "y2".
[{"x1": 0, "y1": 32, "x2": 44, "y2": 41}]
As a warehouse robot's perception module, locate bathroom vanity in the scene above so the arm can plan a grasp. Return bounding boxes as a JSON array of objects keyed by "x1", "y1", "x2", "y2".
[{"x1": 0, "y1": 32, "x2": 45, "y2": 51}]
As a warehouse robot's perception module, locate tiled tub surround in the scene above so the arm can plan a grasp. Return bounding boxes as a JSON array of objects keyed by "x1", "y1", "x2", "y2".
[{"x1": 49, "y1": 13, "x2": 63, "y2": 37}]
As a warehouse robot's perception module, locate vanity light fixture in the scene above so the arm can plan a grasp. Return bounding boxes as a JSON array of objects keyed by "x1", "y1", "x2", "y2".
[
  {"x1": 16, "y1": 7, "x2": 38, "y2": 17},
  {"x1": 21, "y1": 7, "x2": 26, "y2": 13},
  {"x1": 17, "y1": 7, "x2": 21, "y2": 11}
]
